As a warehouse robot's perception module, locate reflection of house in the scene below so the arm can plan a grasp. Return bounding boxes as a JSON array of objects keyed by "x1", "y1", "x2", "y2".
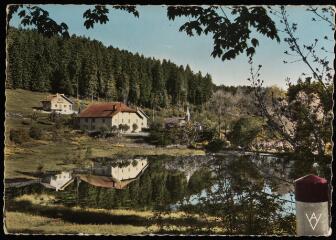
[
  {"x1": 40, "y1": 171, "x2": 74, "y2": 191},
  {"x1": 79, "y1": 158, "x2": 149, "y2": 189},
  {"x1": 78, "y1": 102, "x2": 148, "y2": 133},
  {"x1": 78, "y1": 175, "x2": 138, "y2": 189},
  {"x1": 41, "y1": 93, "x2": 75, "y2": 114},
  {"x1": 164, "y1": 107, "x2": 190, "y2": 129},
  {"x1": 91, "y1": 158, "x2": 148, "y2": 181}
]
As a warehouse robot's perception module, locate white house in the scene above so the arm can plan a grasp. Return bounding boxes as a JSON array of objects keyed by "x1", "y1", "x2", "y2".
[
  {"x1": 41, "y1": 93, "x2": 75, "y2": 114},
  {"x1": 78, "y1": 102, "x2": 149, "y2": 133}
]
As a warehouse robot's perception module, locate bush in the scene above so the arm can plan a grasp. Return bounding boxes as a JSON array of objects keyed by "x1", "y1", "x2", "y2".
[
  {"x1": 29, "y1": 126, "x2": 43, "y2": 140},
  {"x1": 132, "y1": 123, "x2": 138, "y2": 132},
  {"x1": 111, "y1": 125, "x2": 118, "y2": 132},
  {"x1": 123, "y1": 124, "x2": 130, "y2": 132},
  {"x1": 206, "y1": 138, "x2": 224, "y2": 152},
  {"x1": 9, "y1": 129, "x2": 29, "y2": 144},
  {"x1": 99, "y1": 125, "x2": 109, "y2": 138},
  {"x1": 118, "y1": 124, "x2": 130, "y2": 132},
  {"x1": 198, "y1": 128, "x2": 216, "y2": 142}
]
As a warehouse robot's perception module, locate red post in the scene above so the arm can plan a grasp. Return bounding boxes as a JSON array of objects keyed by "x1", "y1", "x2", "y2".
[{"x1": 294, "y1": 174, "x2": 330, "y2": 236}]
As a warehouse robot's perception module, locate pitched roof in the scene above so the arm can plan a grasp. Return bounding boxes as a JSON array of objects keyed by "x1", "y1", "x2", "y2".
[
  {"x1": 41, "y1": 93, "x2": 74, "y2": 104},
  {"x1": 40, "y1": 178, "x2": 74, "y2": 191},
  {"x1": 79, "y1": 102, "x2": 138, "y2": 118},
  {"x1": 137, "y1": 108, "x2": 149, "y2": 119}
]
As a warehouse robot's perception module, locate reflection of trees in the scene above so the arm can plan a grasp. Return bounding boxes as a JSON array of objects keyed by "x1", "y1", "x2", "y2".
[{"x1": 178, "y1": 157, "x2": 295, "y2": 234}]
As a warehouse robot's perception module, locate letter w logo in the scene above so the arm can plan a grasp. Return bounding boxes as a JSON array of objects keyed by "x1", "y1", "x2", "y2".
[{"x1": 305, "y1": 212, "x2": 322, "y2": 231}]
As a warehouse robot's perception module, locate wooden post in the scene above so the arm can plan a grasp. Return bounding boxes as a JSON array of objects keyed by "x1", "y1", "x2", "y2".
[{"x1": 294, "y1": 174, "x2": 330, "y2": 236}]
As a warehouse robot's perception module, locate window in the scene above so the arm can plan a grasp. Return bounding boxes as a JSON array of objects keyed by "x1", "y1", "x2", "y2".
[
  {"x1": 128, "y1": 119, "x2": 130, "y2": 123},
  {"x1": 102, "y1": 119, "x2": 105, "y2": 123},
  {"x1": 55, "y1": 104, "x2": 57, "y2": 107},
  {"x1": 69, "y1": 105, "x2": 72, "y2": 110},
  {"x1": 92, "y1": 118, "x2": 95, "y2": 123},
  {"x1": 64, "y1": 105, "x2": 66, "y2": 108},
  {"x1": 85, "y1": 118, "x2": 88, "y2": 123},
  {"x1": 122, "y1": 119, "x2": 123, "y2": 123}
]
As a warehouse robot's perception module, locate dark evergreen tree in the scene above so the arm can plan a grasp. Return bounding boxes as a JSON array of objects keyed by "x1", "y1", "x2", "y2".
[{"x1": 7, "y1": 27, "x2": 214, "y2": 108}]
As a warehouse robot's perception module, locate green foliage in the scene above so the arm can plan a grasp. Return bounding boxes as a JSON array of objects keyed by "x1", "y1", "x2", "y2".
[
  {"x1": 198, "y1": 128, "x2": 216, "y2": 142},
  {"x1": 167, "y1": 6, "x2": 279, "y2": 61},
  {"x1": 111, "y1": 125, "x2": 118, "y2": 132},
  {"x1": 118, "y1": 124, "x2": 130, "y2": 132},
  {"x1": 206, "y1": 138, "x2": 224, "y2": 152},
  {"x1": 132, "y1": 123, "x2": 138, "y2": 132},
  {"x1": 29, "y1": 126, "x2": 43, "y2": 140},
  {"x1": 9, "y1": 128, "x2": 29, "y2": 144},
  {"x1": 98, "y1": 125, "x2": 109, "y2": 138},
  {"x1": 123, "y1": 124, "x2": 130, "y2": 132},
  {"x1": 228, "y1": 117, "x2": 264, "y2": 148}
]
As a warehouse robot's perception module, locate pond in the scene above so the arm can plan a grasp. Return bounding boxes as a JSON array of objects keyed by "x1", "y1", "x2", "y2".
[{"x1": 5, "y1": 151, "x2": 329, "y2": 234}]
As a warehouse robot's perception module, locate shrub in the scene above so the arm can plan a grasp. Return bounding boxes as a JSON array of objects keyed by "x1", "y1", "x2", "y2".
[
  {"x1": 111, "y1": 125, "x2": 118, "y2": 132},
  {"x1": 99, "y1": 125, "x2": 109, "y2": 138},
  {"x1": 132, "y1": 123, "x2": 138, "y2": 132},
  {"x1": 29, "y1": 126, "x2": 43, "y2": 140},
  {"x1": 123, "y1": 124, "x2": 130, "y2": 132},
  {"x1": 206, "y1": 138, "x2": 224, "y2": 152},
  {"x1": 132, "y1": 160, "x2": 138, "y2": 166},
  {"x1": 9, "y1": 129, "x2": 29, "y2": 144},
  {"x1": 118, "y1": 124, "x2": 130, "y2": 132}
]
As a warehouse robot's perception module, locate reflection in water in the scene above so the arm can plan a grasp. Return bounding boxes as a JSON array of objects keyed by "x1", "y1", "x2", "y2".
[
  {"x1": 40, "y1": 171, "x2": 74, "y2": 191},
  {"x1": 78, "y1": 157, "x2": 149, "y2": 189},
  {"x1": 5, "y1": 153, "x2": 300, "y2": 234}
]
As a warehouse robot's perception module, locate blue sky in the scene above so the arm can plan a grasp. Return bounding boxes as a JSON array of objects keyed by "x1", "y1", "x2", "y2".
[{"x1": 9, "y1": 5, "x2": 334, "y2": 89}]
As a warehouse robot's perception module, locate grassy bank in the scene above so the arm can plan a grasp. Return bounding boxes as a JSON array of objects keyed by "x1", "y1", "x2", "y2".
[{"x1": 4, "y1": 194, "x2": 222, "y2": 235}]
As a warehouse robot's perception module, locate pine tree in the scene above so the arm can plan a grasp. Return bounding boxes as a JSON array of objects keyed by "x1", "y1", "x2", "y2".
[{"x1": 7, "y1": 27, "x2": 214, "y2": 108}]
